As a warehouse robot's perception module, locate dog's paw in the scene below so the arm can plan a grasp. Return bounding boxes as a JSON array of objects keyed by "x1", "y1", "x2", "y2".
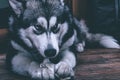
[
  {"x1": 29, "y1": 62, "x2": 55, "y2": 80},
  {"x1": 55, "y1": 61, "x2": 74, "y2": 79},
  {"x1": 76, "y1": 43, "x2": 85, "y2": 52}
]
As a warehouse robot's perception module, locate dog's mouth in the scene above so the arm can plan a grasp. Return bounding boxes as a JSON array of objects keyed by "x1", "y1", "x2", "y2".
[
  {"x1": 30, "y1": 48, "x2": 59, "y2": 63},
  {"x1": 27, "y1": 38, "x2": 59, "y2": 62}
]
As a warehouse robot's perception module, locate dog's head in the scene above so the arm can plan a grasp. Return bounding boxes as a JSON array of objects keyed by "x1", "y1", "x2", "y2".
[{"x1": 9, "y1": 0, "x2": 75, "y2": 59}]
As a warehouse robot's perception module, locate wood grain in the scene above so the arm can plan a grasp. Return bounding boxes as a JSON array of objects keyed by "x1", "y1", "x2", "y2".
[
  {"x1": 0, "y1": 49, "x2": 120, "y2": 80},
  {"x1": 75, "y1": 49, "x2": 120, "y2": 80}
]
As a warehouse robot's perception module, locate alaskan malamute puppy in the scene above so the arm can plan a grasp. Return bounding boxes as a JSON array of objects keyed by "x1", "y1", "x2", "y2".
[{"x1": 6, "y1": 0, "x2": 120, "y2": 80}]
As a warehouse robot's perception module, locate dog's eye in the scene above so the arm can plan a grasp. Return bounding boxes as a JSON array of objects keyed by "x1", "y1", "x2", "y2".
[
  {"x1": 33, "y1": 25, "x2": 45, "y2": 34},
  {"x1": 51, "y1": 25, "x2": 60, "y2": 33}
]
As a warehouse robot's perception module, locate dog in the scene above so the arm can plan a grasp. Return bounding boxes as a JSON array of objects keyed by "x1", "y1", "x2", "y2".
[{"x1": 6, "y1": 0, "x2": 120, "y2": 80}]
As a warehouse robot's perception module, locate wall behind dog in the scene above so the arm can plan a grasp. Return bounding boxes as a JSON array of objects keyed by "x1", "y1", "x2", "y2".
[
  {"x1": 72, "y1": 0, "x2": 87, "y2": 19},
  {"x1": 0, "y1": 0, "x2": 9, "y2": 8}
]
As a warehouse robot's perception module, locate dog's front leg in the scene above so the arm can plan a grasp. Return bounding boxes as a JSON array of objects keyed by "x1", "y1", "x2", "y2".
[
  {"x1": 55, "y1": 50, "x2": 76, "y2": 79},
  {"x1": 12, "y1": 53, "x2": 55, "y2": 80},
  {"x1": 28, "y1": 62, "x2": 55, "y2": 80}
]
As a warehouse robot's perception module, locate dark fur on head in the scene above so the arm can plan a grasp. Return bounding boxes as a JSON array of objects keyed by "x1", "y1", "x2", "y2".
[{"x1": 9, "y1": 0, "x2": 72, "y2": 30}]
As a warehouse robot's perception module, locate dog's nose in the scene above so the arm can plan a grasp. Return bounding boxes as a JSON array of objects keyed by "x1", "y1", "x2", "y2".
[{"x1": 44, "y1": 49, "x2": 57, "y2": 58}]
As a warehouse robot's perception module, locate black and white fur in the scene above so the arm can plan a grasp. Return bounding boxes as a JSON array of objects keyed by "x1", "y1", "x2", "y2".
[{"x1": 6, "y1": 0, "x2": 120, "y2": 80}]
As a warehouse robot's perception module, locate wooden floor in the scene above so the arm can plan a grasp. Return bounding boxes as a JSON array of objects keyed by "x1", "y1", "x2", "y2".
[{"x1": 0, "y1": 49, "x2": 120, "y2": 80}]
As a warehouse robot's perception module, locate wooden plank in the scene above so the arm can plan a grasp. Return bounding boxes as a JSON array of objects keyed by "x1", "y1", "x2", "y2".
[
  {"x1": 0, "y1": 49, "x2": 120, "y2": 80},
  {"x1": 75, "y1": 49, "x2": 120, "y2": 80}
]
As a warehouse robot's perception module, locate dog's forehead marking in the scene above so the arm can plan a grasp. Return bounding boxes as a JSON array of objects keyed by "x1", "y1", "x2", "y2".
[
  {"x1": 37, "y1": 17, "x2": 47, "y2": 28},
  {"x1": 37, "y1": 16, "x2": 57, "y2": 28},
  {"x1": 49, "y1": 16, "x2": 57, "y2": 27}
]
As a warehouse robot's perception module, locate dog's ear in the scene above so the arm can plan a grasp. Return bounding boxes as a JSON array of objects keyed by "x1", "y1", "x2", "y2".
[{"x1": 9, "y1": 0, "x2": 25, "y2": 17}]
